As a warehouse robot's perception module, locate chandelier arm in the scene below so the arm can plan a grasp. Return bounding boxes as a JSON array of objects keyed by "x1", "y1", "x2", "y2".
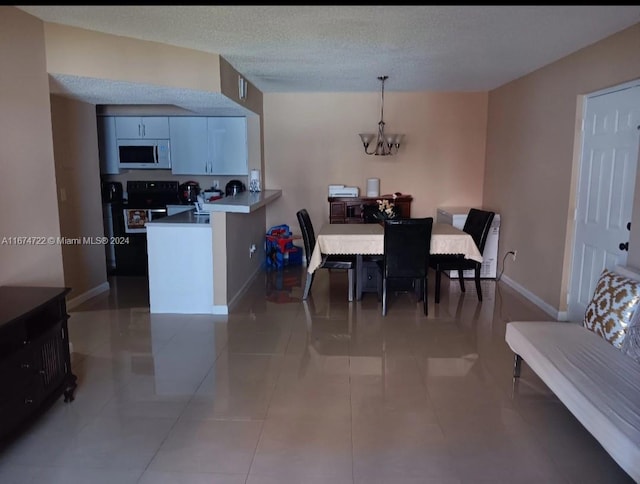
[{"x1": 364, "y1": 142, "x2": 377, "y2": 155}]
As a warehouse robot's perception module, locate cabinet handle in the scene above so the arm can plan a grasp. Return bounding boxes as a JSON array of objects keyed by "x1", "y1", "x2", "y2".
[
  {"x1": 20, "y1": 363, "x2": 30, "y2": 369},
  {"x1": 138, "y1": 124, "x2": 142, "y2": 137},
  {"x1": 24, "y1": 398, "x2": 34, "y2": 405},
  {"x1": 142, "y1": 123, "x2": 146, "y2": 137}
]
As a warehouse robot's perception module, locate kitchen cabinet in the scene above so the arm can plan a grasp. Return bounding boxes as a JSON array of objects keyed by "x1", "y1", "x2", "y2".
[
  {"x1": 169, "y1": 117, "x2": 211, "y2": 175},
  {"x1": 97, "y1": 116, "x2": 119, "y2": 174},
  {"x1": 97, "y1": 115, "x2": 247, "y2": 175},
  {"x1": 328, "y1": 195, "x2": 413, "y2": 223},
  {"x1": 170, "y1": 117, "x2": 248, "y2": 176},
  {"x1": 208, "y1": 117, "x2": 248, "y2": 175},
  {"x1": 115, "y1": 116, "x2": 170, "y2": 139}
]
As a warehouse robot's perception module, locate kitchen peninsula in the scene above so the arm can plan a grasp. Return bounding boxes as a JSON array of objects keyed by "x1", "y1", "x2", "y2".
[{"x1": 146, "y1": 189, "x2": 282, "y2": 314}]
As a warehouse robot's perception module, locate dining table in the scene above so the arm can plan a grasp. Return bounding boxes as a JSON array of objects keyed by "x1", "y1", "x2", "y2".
[{"x1": 307, "y1": 222, "x2": 483, "y2": 300}]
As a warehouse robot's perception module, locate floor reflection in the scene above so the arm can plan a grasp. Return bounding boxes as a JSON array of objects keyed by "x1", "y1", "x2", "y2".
[{"x1": 0, "y1": 265, "x2": 632, "y2": 483}]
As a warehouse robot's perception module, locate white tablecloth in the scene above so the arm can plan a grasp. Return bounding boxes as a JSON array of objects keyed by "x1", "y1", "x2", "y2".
[{"x1": 308, "y1": 223, "x2": 483, "y2": 274}]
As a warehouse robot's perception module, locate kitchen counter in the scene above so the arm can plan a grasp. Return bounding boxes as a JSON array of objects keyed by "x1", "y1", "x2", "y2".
[
  {"x1": 146, "y1": 210, "x2": 213, "y2": 314},
  {"x1": 147, "y1": 188, "x2": 282, "y2": 315},
  {"x1": 202, "y1": 189, "x2": 282, "y2": 213},
  {"x1": 146, "y1": 209, "x2": 210, "y2": 226}
]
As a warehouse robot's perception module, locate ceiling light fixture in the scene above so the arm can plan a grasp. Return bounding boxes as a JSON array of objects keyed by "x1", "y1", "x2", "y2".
[{"x1": 359, "y1": 75, "x2": 404, "y2": 156}]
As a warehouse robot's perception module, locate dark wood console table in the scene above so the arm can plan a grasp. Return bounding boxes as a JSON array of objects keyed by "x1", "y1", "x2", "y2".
[
  {"x1": 328, "y1": 195, "x2": 413, "y2": 224},
  {"x1": 0, "y1": 286, "x2": 77, "y2": 441}
]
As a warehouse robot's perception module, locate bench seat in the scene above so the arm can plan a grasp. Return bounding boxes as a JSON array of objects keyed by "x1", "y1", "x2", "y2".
[{"x1": 505, "y1": 321, "x2": 640, "y2": 482}]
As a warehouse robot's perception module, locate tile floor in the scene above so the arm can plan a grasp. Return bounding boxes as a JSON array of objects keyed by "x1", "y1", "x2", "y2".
[{"x1": 0, "y1": 266, "x2": 634, "y2": 483}]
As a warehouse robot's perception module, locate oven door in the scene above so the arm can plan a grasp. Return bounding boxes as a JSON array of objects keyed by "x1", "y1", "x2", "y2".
[
  {"x1": 123, "y1": 208, "x2": 168, "y2": 233},
  {"x1": 123, "y1": 209, "x2": 150, "y2": 233}
]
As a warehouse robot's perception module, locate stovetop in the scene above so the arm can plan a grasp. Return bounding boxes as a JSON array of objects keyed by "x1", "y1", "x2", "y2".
[{"x1": 126, "y1": 180, "x2": 180, "y2": 208}]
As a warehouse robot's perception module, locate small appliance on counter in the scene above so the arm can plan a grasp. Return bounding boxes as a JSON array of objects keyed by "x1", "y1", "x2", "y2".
[
  {"x1": 179, "y1": 181, "x2": 200, "y2": 203},
  {"x1": 202, "y1": 189, "x2": 223, "y2": 201},
  {"x1": 225, "y1": 179, "x2": 246, "y2": 196}
]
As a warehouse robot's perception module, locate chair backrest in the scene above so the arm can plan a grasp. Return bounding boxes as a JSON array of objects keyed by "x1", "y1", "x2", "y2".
[
  {"x1": 383, "y1": 217, "x2": 433, "y2": 278},
  {"x1": 296, "y1": 209, "x2": 316, "y2": 266},
  {"x1": 462, "y1": 209, "x2": 495, "y2": 254}
]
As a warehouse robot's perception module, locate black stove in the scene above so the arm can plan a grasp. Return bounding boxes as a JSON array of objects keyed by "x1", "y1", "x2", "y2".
[
  {"x1": 108, "y1": 181, "x2": 180, "y2": 276},
  {"x1": 126, "y1": 181, "x2": 180, "y2": 208}
]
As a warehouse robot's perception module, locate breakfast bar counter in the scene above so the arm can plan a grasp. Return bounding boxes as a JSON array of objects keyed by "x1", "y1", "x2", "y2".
[
  {"x1": 147, "y1": 209, "x2": 210, "y2": 226},
  {"x1": 201, "y1": 189, "x2": 282, "y2": 213},
  {"x1": 146, "y1": 189, "x2": 283, "y2": 315},
  {"x1": 146, "y1": 210, "x2": 214, "y2": 314}
]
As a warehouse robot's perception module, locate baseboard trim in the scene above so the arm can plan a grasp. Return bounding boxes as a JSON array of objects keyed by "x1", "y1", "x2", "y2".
[
  {"x1": 66, "y1": 281, "x2": 110, "y2": 310},
  {"x1": 500, "y1": 274, "x2": 564, "y2": 320},
  {"x1": 212, "y1": 305, "x2": 228, "y2": 315}
]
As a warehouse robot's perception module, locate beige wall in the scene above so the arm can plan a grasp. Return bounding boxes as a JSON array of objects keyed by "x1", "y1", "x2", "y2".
[
  {"x1": 263, "y1": 92, "x2": 488, "y2": 234},
  {"x1": 0, "y1": 7, "x2": 65, "y2": 287},
  {"x1": 220, "y1": 57, "x2": 263, "y2": 116},
  {"x1": 50, "y1": 95, "x2": 108, "y2": 299},
  {"x1": 212, "y1": 209, "x2": 266, "y2": 310},
  {"x1": 484, "y1": 23, "x2": 640, "y2": 314},
  {"x1": 43, "y1": 23, "x2": 222, "y2": 93},
  {"x1": 226, "y1": 209, "x2": 267, "y2": 303}
]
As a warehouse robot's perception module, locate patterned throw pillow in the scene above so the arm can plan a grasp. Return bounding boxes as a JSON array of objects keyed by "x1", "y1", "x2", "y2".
[{"x1": 583, "y1": 269, "x2": 640, "y2": 348}]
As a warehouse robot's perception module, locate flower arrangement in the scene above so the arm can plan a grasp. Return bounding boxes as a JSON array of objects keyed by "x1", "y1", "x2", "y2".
[{"x1": 375, "y1": 198, "x2": 398, "y2": 220}]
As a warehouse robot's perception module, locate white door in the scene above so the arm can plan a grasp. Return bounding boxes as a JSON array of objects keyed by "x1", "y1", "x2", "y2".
[{"x1": 568, "y1": 84, "x2": 640, "y2": 321}]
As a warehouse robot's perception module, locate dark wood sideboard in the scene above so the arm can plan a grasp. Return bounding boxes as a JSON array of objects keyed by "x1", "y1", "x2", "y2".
[
  {"x1": 328, "y1": 195, "x2": 413, "y2": 224},
  {"x1": 0, "y1": 286, "x2": 77, "y2": 441}
]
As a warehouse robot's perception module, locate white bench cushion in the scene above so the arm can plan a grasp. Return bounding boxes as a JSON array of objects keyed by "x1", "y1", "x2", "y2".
[{"x1": 506, "y1": 321, "x2": 640, "y2": 482}]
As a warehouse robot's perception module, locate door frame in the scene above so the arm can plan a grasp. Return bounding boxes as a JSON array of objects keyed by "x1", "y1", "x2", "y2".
[{"x1": 562, "y1": 78, "x2": 640, "y2": 321}]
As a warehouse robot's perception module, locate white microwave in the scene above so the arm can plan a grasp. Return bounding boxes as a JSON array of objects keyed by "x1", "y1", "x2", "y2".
[{"x1": 117, "y1": 139, "x2": 171, "y2": 170}]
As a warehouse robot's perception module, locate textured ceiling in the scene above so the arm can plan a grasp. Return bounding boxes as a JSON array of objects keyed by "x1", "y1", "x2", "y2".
[{"x1": 16, "y1": 5, "x2": 640, "y2": 113}]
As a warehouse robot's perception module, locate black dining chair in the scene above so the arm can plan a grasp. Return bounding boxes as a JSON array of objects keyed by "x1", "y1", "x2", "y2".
[
  {"x1": 430, "y1": 208, "x2": 495, "y2": 304},
  {"x1": 296, "y1": 209, "x2": 356, "y2": 301},
  {"x1": 378, "y1": 217, "x2": 433, "y2": 316}
]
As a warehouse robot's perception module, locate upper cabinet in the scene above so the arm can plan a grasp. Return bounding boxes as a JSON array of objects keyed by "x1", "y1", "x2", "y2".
[
  {"x1": 169, "y1": 117, "x2": 248, "y2": 176},
  {"x1": 115, "y1": 117, "x2": 170, "y2": 139},
  {"x1": 97, "y1": 116, "x2": 119, "y2": 174},
  {"x1": 97, "y1": 116, "x2": 248, "y2": 175},
  {"x1": 207, "y1": 117, "x2": 248, "y2": 176},
  {"x1": 169, "y1": 117, "x2": 210, "y2": 175}
]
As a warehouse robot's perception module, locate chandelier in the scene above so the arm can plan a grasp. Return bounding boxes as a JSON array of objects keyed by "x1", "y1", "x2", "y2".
[{"x1": 359, "y1": 75, "x2": 404, "y2": 156}]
